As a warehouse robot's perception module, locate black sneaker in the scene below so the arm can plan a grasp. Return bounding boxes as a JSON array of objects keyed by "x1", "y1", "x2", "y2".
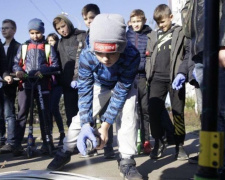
[
  {"x1": 188, "y1": 155, "x2": 199, "y2": 164},
  {"x1": 150, "y1": 139, "x2": 166, "y2": 159},
  {"x1": 119, "y1": 158, "x2": 143, "y2": 180},
  {"x1": 58, "y1": 133, "x2": 65, "y2": 147},
  {"x1": 0, "y1": 141, "x2": 5, "y2": 148},
  {"x1": 80, "y1": 149, "x2": 98, "y2": 158},
  {"x1": 13, "y1": 145, "x2": 24, "y2": 157},
  {"x1": 47, "y1": 150, "x2": 71, "y2": 170},
  {"x1": 104, "y1": 146, "x2": 115, "y2": 159},
  {"x1": 40, "y1": 142, "x2": 55, "y2": 155},
  {"x1": 0, "y1": 144, "x2": 13, "y2": 153},
  {"x1": 175, "y1": 144, "x2": 188, "y2": 160}
]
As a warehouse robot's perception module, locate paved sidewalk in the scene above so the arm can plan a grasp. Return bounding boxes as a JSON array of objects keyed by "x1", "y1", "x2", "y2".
[{"x1": 0, "y1": 125, "x2": 200, "y2": 180}]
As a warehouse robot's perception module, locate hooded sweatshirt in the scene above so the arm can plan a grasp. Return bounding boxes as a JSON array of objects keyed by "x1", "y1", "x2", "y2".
[{"x1": 53, "y1": 15, "x2": 86, "y2": 87}]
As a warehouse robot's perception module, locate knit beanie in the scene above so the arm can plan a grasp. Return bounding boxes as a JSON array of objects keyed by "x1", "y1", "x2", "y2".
[
  {"x1": 28, "y1": 18, "x2": 45, "y2": 34},
  {"x1": 90, "y1": 14, "x2": 127, "y2": 53}
]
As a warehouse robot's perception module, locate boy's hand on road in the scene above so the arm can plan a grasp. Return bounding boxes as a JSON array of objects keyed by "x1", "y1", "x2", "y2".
[
  {"x1": 96, "y1": 121, "x2": 110, "y2": 150},
  {"x1": 77, "y1": 123, "x2": 97, "y2": 156},
  {"x1": 172, "y1": 73, "x2": 186, "y2": 90}
]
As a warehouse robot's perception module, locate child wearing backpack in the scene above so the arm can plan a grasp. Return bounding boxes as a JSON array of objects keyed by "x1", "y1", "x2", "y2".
[{"x1": 13, "y1": 18, "x2": 59, "y2": 156}]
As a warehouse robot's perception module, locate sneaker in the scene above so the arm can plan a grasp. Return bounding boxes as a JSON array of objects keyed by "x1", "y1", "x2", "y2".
[
  {"x1": 0, "y1": 144, "x2": 13, "y2": 153},
  {"x1": 58, "y1": 133, "x2": 65, "y2": 147},
  {"x1": 47, "y1": 150, "x2": 71, "y2": 170},
  {"x1": 40, "y1": 142, "x2": 55, "y2": 155},
  {"x1": 175, "y1": 144, "x2": 188, "y2": 161},
  {"x1": 150, "y1": 139, "x2": 166, "y2": 159},
  {"x1": 80, "y1": 149, "x2": 98, "y2": 158},
  {"x1": 143, "y1": 141, "x2": 152, "y2": 154},
  {"x1": 0, "y1": 141, "x2": 5, "y2": 148},
  {"x1": 119, "y1": 158, "x2": 143, "y2": 180},
  {"x1": 104, "y1": 146, "x2": 115, "y2": 159},
  {"x1": 13, "y1": 145, "x2": 24, "y2": 157},
  {"x1": 188, "y1": 155, "x2": 199, "y2": 164}
]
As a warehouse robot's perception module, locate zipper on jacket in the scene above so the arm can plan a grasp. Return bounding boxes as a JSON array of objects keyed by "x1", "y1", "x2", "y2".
[
  {"x1": 34, "y1": 44, "x2": 38, "y2": 70},
  {"x1": 193, "y1": 1, "x2": 198, "y2": 55},
  {"x1": 135, "y1": 33, "x2": 138, "y2": 48}
]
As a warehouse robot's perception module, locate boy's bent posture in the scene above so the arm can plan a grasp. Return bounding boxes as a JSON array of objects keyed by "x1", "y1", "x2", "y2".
[{"x1": 48, "y1": 14, "x2": 143, "y2": 180}]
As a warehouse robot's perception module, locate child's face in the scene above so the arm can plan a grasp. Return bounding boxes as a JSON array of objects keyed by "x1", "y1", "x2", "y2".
[
  {"x1": 130, "y1": 16, "x2": 146, "y2": 32},
  {"x1": 48, "y1": 36, "x2": 56, "y2": 46},
  {"x1": 95, "y1": 52, "x2": 120, "y2": 67},
  {"x1": 83, "y1": 11, "x2": 97, "y2": 29},
  {"x1": 56, "y1": 20, "x2": 69, "y2": 37},
  {"x1": 29, "y1": 30, "x2": 43, "y2": 41},
  {"x1": 156, "y1": 14, "x2": 173, "y2": 32},
  {"x1": 1, "y1": 22, "x2": 16, "y2": 39}
]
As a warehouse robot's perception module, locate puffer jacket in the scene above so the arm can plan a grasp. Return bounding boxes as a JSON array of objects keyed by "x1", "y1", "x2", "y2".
[
  {"x1": 145, "y1": 24, "x2": 190, "y2": 82},
  {"x1": 126, "y1": 25, "x2": 152, "y2": 77},
  {"x1": 13, "y1": 37, "x2": 59, "y2": 90},
  {"x1": 78, "y1": 41, "x2": 140, "y2": 126}
]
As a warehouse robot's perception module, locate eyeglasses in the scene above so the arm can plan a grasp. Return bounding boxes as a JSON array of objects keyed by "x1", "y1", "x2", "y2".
[{"x1": 1, "y1": 27, "x2": 13, "y2": 31}]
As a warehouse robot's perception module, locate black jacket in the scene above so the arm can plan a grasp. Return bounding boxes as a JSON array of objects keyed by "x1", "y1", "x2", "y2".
[
  {"x1": 57, "y1": 28, "x2": 86, "y2": 87},
  {"x1": 145, "y1": 25, "x2": 190, "y2": 82},
  {"x1": 0, "y1": 39, "x2": 20, "y2": 95},
  {"x1": 182, "y1": 0, "x2": 225, "y2": 59}
]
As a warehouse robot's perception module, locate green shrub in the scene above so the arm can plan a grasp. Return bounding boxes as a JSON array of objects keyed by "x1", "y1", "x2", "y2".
[{"x1": 185, "y1": 97, "x2": 195, "y2": 109}]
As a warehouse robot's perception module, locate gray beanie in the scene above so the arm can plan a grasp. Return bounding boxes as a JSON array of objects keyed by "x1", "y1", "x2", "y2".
[
  {"x1": 90, "y1": 14, "x2": 127, "y2": 53},
  {"x1": 28, "y1": 18, "x2": 45, "y2": 34}
]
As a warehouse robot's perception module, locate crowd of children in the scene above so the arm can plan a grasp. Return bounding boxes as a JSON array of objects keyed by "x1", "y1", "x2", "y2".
[{"x1": 0, "y1": 2, "x2": 225, "y2": 180}]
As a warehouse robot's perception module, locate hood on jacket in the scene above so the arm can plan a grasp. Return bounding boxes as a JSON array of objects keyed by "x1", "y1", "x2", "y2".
[
  {"x1": 128, "y1": 25, "x2": 152, "y2": 34},
  {"x1": 53, "y1": 14, "x2": 75, "y2": 38}
]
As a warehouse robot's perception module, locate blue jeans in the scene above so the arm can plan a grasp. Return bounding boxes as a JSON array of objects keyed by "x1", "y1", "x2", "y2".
[
  {"x1": 218, "y1": 68, "x2": 225, "y2": 167},
  {"x1": 0, "y1": 89, "x2": 6, "y2": 145},
  {"x1": 50, "y1": 85, "x2": 64, "y2": 133},
  {"x1": 3, "y1": 91, "x2": 16, "y2": 145}
]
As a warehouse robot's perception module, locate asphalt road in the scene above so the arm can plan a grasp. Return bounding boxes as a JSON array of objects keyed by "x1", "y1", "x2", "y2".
[{"x1": 0, "y1": 125, "x2": 200, "y2": 180}]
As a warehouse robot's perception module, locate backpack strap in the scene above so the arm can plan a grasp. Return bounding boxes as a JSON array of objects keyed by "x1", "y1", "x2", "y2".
[
  {"x1": 21, "y1": 44, "x2": 28, "y2": 64},
  {"x1": 21, "y1": 43, "x2": 51, "y2": 65},
  {"x1": 44, "y1": 44, "x2": 51, "y2": 63}
]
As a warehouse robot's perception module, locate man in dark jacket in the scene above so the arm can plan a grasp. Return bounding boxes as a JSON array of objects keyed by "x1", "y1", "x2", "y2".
[
  {"x1": 0, "y1": 19, "x2": 20, "y2": 153},
  {"x1": 182, "y1": 1, "x2": 225, "y2": 177},
  {"x1": 53, "y1": 14, "x2": 86, "y2": 127}
]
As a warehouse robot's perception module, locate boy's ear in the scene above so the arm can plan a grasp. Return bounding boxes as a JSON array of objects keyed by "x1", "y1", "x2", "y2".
[
  {"x1": 170, "y1": 14, "x2": 173, "y2": 20},
  {"x1": 143, "y1": 18, "x2": 147, "y2": 24}
]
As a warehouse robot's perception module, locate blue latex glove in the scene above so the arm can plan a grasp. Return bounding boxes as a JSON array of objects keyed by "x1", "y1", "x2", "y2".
[
  {"x1": 70, "y1": 80, "x2": 78, "y2": 89},
  {"x1": 172, "y1": 73, "x2": 186, "y2": 90},
  {"x1": 77, "y1": 124, "x2": 98, "y2": 156}
]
